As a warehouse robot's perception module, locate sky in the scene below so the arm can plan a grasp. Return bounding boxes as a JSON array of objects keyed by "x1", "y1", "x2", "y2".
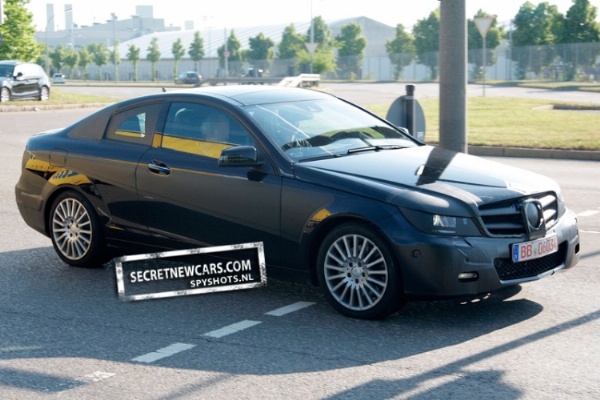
[{"x1": 26, "y1": 0, "x2": 600, "y2": 33}]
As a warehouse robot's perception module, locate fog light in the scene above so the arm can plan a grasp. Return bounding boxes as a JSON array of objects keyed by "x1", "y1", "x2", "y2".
[{"x1": 458, "y1": 272, "x2": 479, "y2": 282}]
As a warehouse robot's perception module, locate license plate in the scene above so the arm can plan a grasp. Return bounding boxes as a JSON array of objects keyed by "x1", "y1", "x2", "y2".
[{"x1": 511, "y1": 234, "x2": 558, "y2": 263}]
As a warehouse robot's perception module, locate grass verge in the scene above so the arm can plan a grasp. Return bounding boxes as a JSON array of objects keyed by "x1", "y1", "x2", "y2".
[{"x1": 367, "y1": 97, "x2": 600, "y2": 151}]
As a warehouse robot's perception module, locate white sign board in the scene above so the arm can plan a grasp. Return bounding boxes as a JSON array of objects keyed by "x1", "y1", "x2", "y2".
[
  {"x1": 115, "y1": 242, "x2": 267, "y2": 301},
  {"x1": 474, "y1": 17, "x2": 495, "y2": 38}
]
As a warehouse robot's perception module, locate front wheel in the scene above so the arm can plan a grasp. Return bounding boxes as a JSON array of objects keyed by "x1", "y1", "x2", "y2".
[
  {"x1": 49, "y1": 190, "x2": 106, "y2": 268},
  {"x1": 39, "y1": 86, "x2": 49, "y2": 101},
  {"x1": 317, "y1": 223, "x2": 404, "y2": 319},
  {"x1": 1, "y1": 87, "x2": 10, "y2": 102}
]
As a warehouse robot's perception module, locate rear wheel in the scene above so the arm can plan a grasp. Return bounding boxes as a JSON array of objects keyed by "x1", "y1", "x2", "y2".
[
  {"x1": 317, "y1": 223, "x2": 404, "y2": 319},
  {"x1": 49, "y1": 191, "x2": 106, "y2": 268},
  {"x1": 39, "y1": 86, "x2": 49, "y2": 101},
  {"x1": 1, "y1": 87, "x2": 10, "y2": 102}
]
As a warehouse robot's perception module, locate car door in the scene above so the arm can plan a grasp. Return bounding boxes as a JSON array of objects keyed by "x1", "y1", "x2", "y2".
[
  {"x1": 64, "y1": 102, "x2": 163, "y2": 237},
  {"x1": 136, "y1": 101, "x2": 282, "y2": 263},
  {"x1": 11, "y1": 65, "x2": 29, "y2": 99}
]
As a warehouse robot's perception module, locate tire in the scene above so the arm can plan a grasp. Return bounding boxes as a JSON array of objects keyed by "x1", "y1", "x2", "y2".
[
  {"x1": 317, "y1": 222, "x2": 404, "y2": 319},
  {"x1": 48, "y1": 190, "x2": 106, "y2": 268},
  {"x1": 39, "y1": 86, "x2": 50, "y2": 101},
  {"x1": 1, "y1": 87, "x2": 10, "y2": 102}
]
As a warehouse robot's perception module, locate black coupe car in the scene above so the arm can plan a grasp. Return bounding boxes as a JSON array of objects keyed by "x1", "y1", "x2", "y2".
[{"x1": 15, "y1": 86, "x2": 580, "y2": 319}]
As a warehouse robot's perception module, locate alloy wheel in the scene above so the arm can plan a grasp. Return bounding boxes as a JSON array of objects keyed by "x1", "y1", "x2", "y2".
[
  {"x1": 323, "y1": 233, "x2": 389, "y2": 312},
  {"x1": 51, "y1": 197, "x2": 93, "y2": 261}
]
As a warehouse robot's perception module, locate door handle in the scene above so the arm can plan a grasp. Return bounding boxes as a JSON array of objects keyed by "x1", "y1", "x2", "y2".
[{"x1": 148, "y1": 160, "x2": 171, "y2": 175}]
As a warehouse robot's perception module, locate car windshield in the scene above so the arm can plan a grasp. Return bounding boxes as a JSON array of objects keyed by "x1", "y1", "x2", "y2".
[{"x1": 245, "y1": 98, "x2": 417, "y2": 162}]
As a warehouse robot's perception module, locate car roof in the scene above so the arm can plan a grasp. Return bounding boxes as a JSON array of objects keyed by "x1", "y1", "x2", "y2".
[{"x1": 166, "y1": 86, "x2": 336, "y2": 106}]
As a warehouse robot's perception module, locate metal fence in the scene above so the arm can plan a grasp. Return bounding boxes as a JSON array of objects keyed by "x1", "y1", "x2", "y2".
[{"x1": 77, "y1": 42, "x2": 600, "y2": 83}]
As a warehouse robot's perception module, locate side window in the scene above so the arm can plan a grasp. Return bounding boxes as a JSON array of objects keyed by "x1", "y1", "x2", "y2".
[
  {"x1": 105, "y1": 103, "x2": 161, "y2": 145},
  {"x1": 162, "y1": 102, "x2": 254, "y2": 158}
]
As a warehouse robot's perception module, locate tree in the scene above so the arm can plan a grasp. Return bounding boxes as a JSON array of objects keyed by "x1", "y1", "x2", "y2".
[
  {"x1": 78, "y1": 46, "x2": 91, "y2": 81},
  {"x1": 413, "y1": 9, "x2": 441, "y2": 80},
  {"x1": 278, "y1": 24, "x2": 308, "y2": 75},
  {"x1": 468, "y1": 10, "x2": 502, "y2": 81},
  {"x1": 279, "y1": 24, "x2": 306, "y2": 59},
  {"x1": 172, "y1": 38, "x2": 185, "y2": 78},
  {"x1": 62, "y1": 47, "x2": 79, "y2": 78},
  {"x1": 513, "y1": 1, "x2": 563, "y2": 46},
  {"x1": 385, "y1": 24, "x2": 416, "y2": 80},
  {"x1": 49, "y1": 44, "x2": 65, "y2": 74},
  {"x1": 88, "y1": 43, "x2": 109, "y2": 80},
  {"x1": 512, "y1": 2, "x2": 564, "y2": 78},
  {"x1": 247, "y1": 32, "x2": 275, "y2": 72},
  {"x1": 0, "y1": 0, "x2": 40, "y2": 61},
  {"x1": 217, "y1": 31, "x2": 242, "y2": 75},
  {"x1": 335, "y1": 23, "x2": 367, "y2": 79},
  {"x1": 307, "y1": 16, "x2": 330, "y2": 45},
  {"x1": 562, "y1": 0, "x2": 600, "y2": 43},
  {"x1": 305, "y1": 16, "x2": 337, "y2": 75},
  {"x1": 188, "y1": 31, "x2": 205, "y2": 73},
  {"x1": 109, "y1": 40, "x2": 121, "y2": 81},
  {"x1": 127, "y1": 44, "x2": 141, "y2": 81},
  {"x1": 146, "y1": 37, "x2": 161, "y2": 81},
  {"x1": 559, "y1": 0, "x2": 600, "y2": 79}
]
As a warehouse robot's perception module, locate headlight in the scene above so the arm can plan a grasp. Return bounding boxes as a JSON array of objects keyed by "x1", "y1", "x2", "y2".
[
  {"x1": 401, "y1": 209, "x2": 482, "y2": 236},
  {"x1": 432, "y1": 214, "x2": 457, "y2": 234}
]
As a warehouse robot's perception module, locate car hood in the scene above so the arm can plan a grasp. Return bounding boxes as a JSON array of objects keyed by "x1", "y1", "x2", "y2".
[{"x1": 294, "y1": 145, "x2": 560, "y2": 214}]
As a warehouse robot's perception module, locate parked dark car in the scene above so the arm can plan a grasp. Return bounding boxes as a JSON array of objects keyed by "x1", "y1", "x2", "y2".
[
  {"x1": 14, "y1": 86, "x2": 580, "y2": 319},
  {"x1": 174, "y1": 71, "x2": 202, "y2": 85},
  {"x1": 0, "y1": 60, "x2": 51, "y2": 102}
]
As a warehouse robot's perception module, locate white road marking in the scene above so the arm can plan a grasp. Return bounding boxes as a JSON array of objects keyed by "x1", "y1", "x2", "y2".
[
  {"x1": 203, "y1": 320, "x2": 262, "y2": 338},
  {"x1": 132, "y1": 342, "x2": 196, "y2": 363},
  {"x1": 265, "y1": 301, "x2": 316, "y2": 316},
  {"x1": 132, "y1": 302, "x2": 316, "y2": 361},
  {"x1": 83, "y1": 371, "x2": 116, "y2": 382},
  {"x1": 578, "y1": 210, "x2": 599, "y2": 217}
]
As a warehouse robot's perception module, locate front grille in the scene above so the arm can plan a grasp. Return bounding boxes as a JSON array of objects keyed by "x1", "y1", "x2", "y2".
[
  {"x1": 494, "y1": 242, "x2": 567, "y2": 281},
  {"x1": 479, "y1": 192, "x2": 558, "y2": 236}
]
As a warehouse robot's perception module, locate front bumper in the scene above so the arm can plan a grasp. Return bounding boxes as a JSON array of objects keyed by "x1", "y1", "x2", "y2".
[{"x1": 388, "y1": 209, "x2": 580, "y2": 299}]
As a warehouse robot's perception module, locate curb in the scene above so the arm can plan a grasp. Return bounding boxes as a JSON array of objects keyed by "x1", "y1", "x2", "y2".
[
  {"x1": 468, "y1": 145, "x2": 600, "y2": 161},
  {"x1": 0, "y1": 103, "x2": 110, "y2": 113}
]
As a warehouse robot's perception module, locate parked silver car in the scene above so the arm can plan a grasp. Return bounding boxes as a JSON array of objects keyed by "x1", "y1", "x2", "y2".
[{"x1": 0, "y1": 60, "x2": 51, "y2": 102}]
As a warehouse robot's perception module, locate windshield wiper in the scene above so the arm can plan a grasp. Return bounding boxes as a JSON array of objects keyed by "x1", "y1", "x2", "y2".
[
  {"x1": 298, "y1": 153, "x2": 342, "y2": 162},
  {"x1": 347, "y1": 145, "x2": 405, "y2": 154}
]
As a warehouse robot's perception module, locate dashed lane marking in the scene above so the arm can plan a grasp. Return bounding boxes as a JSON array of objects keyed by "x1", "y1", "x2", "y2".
[
  {"x1": 132, "y1": 342, "x2": 196, "y2": 363},
  {"x1": 132, "y1": 302, "x2": 317, "y2": 360},
  {"x1": 203, "y1": 320, "x2": 262, "y2": 339},
  {"x1": 265, "y1": 301, "x2": 316, "y2": 316},
  {"x1": 578, "y1": 210, "x2": 599, "y2": 217}
]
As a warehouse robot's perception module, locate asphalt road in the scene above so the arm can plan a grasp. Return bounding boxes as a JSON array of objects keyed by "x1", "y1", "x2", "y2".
[{"x1": 0, "y1": 88, "x2": 599, "y2": 399}]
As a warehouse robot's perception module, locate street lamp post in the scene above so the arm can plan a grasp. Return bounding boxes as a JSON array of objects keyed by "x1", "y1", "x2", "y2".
[
  {"x1": 111, "y1": 13, "x2": 117, "y2": 83},
  {"x1": 45, "y1": 14, "x2": 55, "y2": 76}
]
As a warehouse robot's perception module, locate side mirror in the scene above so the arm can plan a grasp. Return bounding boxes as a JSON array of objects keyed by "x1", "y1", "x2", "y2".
[
  {"x1": 15, "y1": 72, "x2": 24, "y2": 80},
  {"x1": 218, "y1": 146, "x2": 262, "y2": 167}
]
